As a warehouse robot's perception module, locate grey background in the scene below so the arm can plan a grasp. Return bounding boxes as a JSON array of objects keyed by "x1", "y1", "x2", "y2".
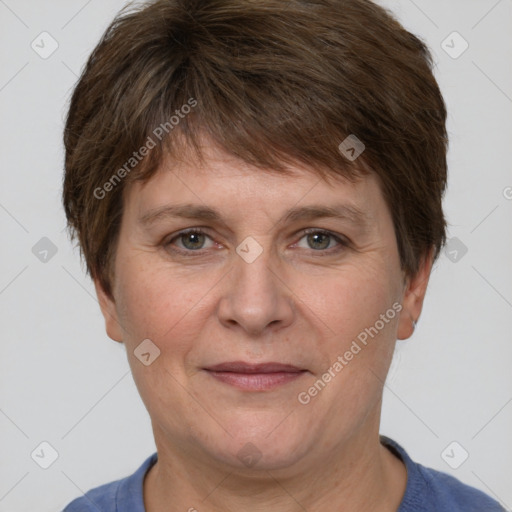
[{"x1": 0, "y1": 0, "x2": 511, "y2": 510}]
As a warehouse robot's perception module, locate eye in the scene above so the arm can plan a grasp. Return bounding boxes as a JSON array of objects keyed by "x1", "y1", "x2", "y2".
[
  {"x1": 164, "y1": 227, "x2": 349, "y2": 257},
  {"x1": 295, "y1": 229, "x2": 348, "y2": 253},
  {"x1": 166, "y1": 228, "x2": 215, "y2": 252}
]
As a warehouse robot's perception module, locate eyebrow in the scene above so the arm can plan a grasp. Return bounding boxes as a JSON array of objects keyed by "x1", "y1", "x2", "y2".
[{"x1": 138, "y1": 202, "x2": 370, "y2": 230}]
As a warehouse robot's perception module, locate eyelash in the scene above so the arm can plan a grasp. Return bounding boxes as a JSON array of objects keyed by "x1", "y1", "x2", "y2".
[{"x1": 164, "y1": 227, "x2": 350, "y2": 257}]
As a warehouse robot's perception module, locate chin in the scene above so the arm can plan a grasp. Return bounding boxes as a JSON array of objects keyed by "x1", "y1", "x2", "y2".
[{"x1": 192, "y1": 414, "x2": 314, "y2": 471}]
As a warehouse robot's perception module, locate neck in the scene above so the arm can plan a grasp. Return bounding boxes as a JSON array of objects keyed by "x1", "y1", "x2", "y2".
[{"x1": 144, "y1": 409, "x2": 407, "y2": 512}]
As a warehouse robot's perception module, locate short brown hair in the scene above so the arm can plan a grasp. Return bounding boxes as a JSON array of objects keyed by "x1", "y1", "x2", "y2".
[{"x1": 63, "y1": 0, "x2": 448, "y2": 300}]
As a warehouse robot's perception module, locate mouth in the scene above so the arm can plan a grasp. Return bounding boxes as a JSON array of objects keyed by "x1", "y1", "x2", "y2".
[{"x1": 203, "y1": 361, "x2": 308, "y2": 391}]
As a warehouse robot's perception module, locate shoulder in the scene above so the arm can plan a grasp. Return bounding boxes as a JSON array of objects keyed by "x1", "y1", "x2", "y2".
[
  {"x1": 63, "y1": 479, "x2": 120, "y2": 511},
  {"x1": 415, "y1": 463, "x2": 505, "y2": 511},
  {"x1": 62, "y1": 453, "x2": 158, "y2": 512},
  {"x1": 380, "y1": 435, "x2": 506, "y2": 512}
]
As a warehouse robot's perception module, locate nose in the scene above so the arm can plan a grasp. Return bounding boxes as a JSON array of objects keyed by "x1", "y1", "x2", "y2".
[{"x1": 216, "y1": 246, "x2": 295, "y2": 336}]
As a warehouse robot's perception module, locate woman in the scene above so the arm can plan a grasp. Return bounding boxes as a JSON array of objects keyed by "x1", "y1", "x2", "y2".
[{"x1": 61, "y1": 0, "x2": 505, "y2": 510}]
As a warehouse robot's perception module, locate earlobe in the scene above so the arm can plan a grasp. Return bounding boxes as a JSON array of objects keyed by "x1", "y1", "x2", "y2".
[
  {"x1": 93, "y1": 277, "x2": 124, "y2": 343},
  {"x1": 397, "y1": 248, "x2": 434, "y2": 340}
]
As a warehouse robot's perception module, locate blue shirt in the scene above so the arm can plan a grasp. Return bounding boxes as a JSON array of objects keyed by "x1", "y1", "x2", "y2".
[{"x1": 63, "y1": 435, "x2": 506, "y2": 511}]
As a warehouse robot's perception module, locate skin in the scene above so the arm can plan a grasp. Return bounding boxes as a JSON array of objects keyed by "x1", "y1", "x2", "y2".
[{"x1": 95, "y1": 141, "x2": 433, "y2": 512}]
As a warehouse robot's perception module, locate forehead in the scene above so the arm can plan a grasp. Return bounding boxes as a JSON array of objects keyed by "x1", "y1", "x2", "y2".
[{"x1": 123, "y1": 142, "x2": 386, "y2": 228}]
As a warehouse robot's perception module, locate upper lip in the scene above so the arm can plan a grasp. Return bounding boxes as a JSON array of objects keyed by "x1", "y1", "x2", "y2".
[{"x1": 204, "y1": 361, "x2": 305, "y2": 373}]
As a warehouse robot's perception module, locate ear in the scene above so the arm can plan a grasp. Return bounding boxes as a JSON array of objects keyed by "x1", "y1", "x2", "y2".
[
  {"x1": 397, "y1": 248, "x2": 434, "y2": 340},
  {"x1": 93, "y1": 277, "x2": 124, "y2": 343}
]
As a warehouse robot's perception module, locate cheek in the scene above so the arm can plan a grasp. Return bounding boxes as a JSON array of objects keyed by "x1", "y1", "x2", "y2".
[
  {"x1": 114, "y1": 259, "x2": 222, "y2": 350},
  {"x1": 298, "y1": 259, "x2": 400, "y2": 342},
  {"x1": 303, "y1": 263, "x2": 402, "y2": 410},
  {"x1": 114, "y1": 262, "x2": 217, "y2": 417},
  {"x1": 296, "y1": 262, "x2": 401, "y2": 424}
]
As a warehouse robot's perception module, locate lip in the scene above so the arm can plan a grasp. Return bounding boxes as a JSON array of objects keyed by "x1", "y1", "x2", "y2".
[
  {"x1": 205, "y1": 361, "x2": 304, "y2": 373},
  {"x1": 203, "y1": 361, "x2": 307, "y2": 391}
]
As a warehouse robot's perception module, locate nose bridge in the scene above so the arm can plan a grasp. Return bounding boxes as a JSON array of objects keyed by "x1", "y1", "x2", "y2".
[
  {"x1": 235, "y1": 245, "x2": 276, "y2": 300},
  {"x1": 217, "y1": 241, "x2": 294, "y2": 334}
]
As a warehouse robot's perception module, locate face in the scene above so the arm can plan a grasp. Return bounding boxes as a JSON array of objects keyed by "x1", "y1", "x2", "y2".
[{"x1": 96, "y1": 142, "x2": 431, "y2": 472}]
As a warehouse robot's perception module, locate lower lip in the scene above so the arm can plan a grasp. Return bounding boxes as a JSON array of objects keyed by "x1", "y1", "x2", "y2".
[{"x1": 205, "y1": 370, "x2": 306, "y2": 391}]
